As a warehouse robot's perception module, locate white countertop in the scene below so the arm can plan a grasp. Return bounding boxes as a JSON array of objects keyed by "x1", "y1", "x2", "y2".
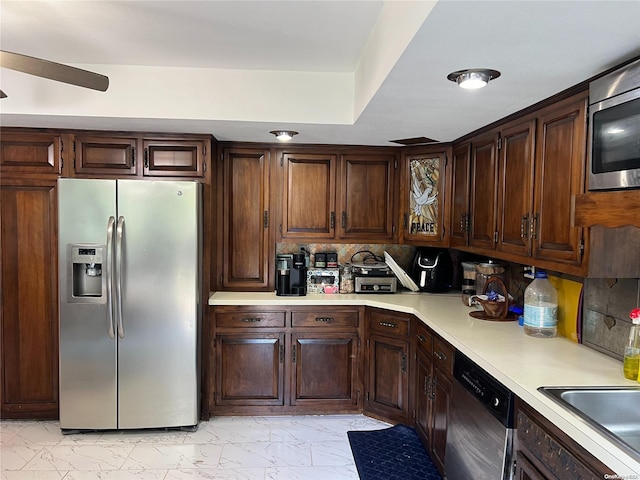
[{"x1": 209, "y1": 290, "x2": 640, "y2": 476}]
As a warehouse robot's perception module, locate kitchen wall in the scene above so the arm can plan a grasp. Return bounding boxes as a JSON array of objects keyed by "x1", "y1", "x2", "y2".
[
  {"x1": 582, "y1": 278, "x2": 640, "y2": 360},
  {"x1": 277, "y1": 243, "x2": 640, "y2": 360},
  {"x1": 276, "y1": 243, "x2": 416, "y2": 271}
]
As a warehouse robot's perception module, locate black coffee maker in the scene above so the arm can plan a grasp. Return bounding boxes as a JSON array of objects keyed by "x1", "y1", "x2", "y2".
[{"x1": 276, "y1": 253, "x2": 307, "y2": 296}]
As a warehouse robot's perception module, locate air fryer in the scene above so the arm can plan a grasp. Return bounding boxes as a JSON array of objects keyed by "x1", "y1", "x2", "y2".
[{"x1": 411, "y1": 247, "x2": 453, "y2": 293}]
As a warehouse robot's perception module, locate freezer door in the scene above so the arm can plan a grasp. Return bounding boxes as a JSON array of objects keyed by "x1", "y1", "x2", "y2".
[
  {"x1": 116, "y1": 180, "x2": 201, "y2": 429},
  {"x1": 58, "y1": 179, "x2": 118, "y2": 430}
]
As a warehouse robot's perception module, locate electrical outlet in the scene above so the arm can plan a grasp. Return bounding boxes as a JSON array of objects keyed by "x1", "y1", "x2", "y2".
[{"x1": 524, "y1": 266, "x2": 535, "y2": 279}]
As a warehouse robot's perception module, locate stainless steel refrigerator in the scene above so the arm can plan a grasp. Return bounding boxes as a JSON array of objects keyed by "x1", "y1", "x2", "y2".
[{"x1": 58, "y1": 178, "x2": 201, "y2": 431}]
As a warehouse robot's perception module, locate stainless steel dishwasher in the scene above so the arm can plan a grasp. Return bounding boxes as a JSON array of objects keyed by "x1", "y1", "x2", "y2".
[{"x1": 444, "y1": 352, "x2": 516, "y2": 480}]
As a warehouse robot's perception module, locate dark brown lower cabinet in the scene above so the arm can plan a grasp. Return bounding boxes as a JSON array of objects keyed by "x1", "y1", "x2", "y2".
[
  {"x1": 215, "y1": 333, "x2": 285, "y2": 406},
  {"x1": 211, "y1": 306, "x2": 362, "y2": 415},
  {"x1": 515, "y1": 399, "x2": 615, "y2": 480},
  {"x1": 413, "y1": 320, "x2": 453, "y2": 476},
  {"x1": 430, "y1": 365, "x2": 451, "y2": 474},
  {"x1": 364, "y1": 308, "x2": 412, "y2": 424},
  {"x1": 415, "y1": 351, "x2": 432, "y2": 440},
  {"x1": 516, "y1": 451, "x2": 548, "y2": 480},
  {"x1": 1, "y1": 178, "x2": 59, "y2": 419},
  {"x1": 366, "y1": 334, "x2": 410, "y2": 423},
  {"x1": 291, "y1": 333, "x2": 359, "y2": 408}
]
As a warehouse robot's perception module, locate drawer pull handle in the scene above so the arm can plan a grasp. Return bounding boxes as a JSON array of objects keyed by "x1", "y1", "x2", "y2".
[
  {"x1": 241, "y1": 317, "x2": 262, "y2": 323},
  {"x1": 379, "y1": 321, "x2": 398, "y2": 329},
  {"x1": 315, "y1": 317, "x2": 334, "y2": 323},
  {"x1": 417, "y1": 334, "x2": 427, "y2": 342},
  {"x1": 434, "y1": 351, "x2": 447, "y2": 361}
]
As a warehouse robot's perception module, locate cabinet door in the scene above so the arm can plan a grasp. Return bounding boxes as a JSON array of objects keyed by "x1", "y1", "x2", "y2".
[
  {"x1": 215, "y1": 333, "x2": 285, "y2": 406},
  {"x1": 1, "y1": 178, "x2": 58, "y2": 418},
  {"x1": 403, "y1": 151, "x2": 447, "y2": 244},
  {"x1": 450, "y1": 143, "x2": 470, "y2": 247},
  {"x1": 221, "y1": 148, "x2": 271, "y2": 290},
  {"x1": 282, "y1": 152, "x2": 336, "y2": 239},
  {"x1": 143, "y1": 138, "x2": 205, "y2": 177},
  {"x1": 290, "y1": 333, "x2": 359, "y2": 408},
  {"x1": 516, "y1": 451, "x2": 550, "y2": 480},
  {"x1": 430, "y1": 366, "x2": 452, "y2": 475},
  {"x1": 532, "y1": 94, "x2": 587, "y2": 267},
  {"x1": 74, "y1": 135, "x2": 138, "y2": 176},
  {"x1": 498, "y1": 119, "x2": 536, "y2": 256},
  {"x1": 366, "y1": 334, "x2": 409, "y2": 423},
  {"x1": 339, "y1": 153, "x2": 396, "y2": 240},
  {"x1": 469, "y1": 132, "x2": 499, "y2": 249},
  {"x1": 0, "y1": 132, "x2": 63, "y2": 175},
  {"x1": 415, "y1": 352, "x2": 432, "y2": 442}
]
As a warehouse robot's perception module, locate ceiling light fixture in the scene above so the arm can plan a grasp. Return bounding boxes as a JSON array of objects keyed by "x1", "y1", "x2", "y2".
[
  {"x1": 447, "y1": 69, "x2": 501, "y2": 90},
  {"x1": 270, "y1": 130, "x2": 298, "y2": 141}
]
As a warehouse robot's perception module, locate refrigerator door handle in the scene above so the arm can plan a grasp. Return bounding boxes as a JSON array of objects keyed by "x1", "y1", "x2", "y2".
[
  {"x1": 116, "y1": 215, "x2": 126, "y2": 338},
  {"x1": 106, "y1": 216, "x2": 116, "y2": 339}
]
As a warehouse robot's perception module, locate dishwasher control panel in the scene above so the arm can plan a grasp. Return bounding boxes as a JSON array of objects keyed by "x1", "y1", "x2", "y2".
[{"x1": 453, "y1": 351, "x2": 515, "y2": 428}]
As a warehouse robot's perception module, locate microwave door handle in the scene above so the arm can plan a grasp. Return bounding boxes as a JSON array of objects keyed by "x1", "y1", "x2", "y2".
[
  {"x1": 106, "y1": 216, "x2": 116, "y2": 339},
  {"x1": 115, "y1": 216, "x2": 125, "y2": 339}
]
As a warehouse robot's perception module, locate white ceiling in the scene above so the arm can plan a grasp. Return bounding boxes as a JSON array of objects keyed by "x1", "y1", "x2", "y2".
[{"x1": 1, "y1": 0, "x2": 640, "y2": 146}]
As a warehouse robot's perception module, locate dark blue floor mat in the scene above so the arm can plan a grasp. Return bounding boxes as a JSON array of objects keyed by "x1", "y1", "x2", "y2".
[{"x1": 347, "y1": 424, "x2": 442, "y2": 480}]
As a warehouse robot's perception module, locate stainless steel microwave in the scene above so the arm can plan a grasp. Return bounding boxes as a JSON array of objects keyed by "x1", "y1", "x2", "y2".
[{"x1": 588, "y1": 58, "x2": 640, "y2": 191}]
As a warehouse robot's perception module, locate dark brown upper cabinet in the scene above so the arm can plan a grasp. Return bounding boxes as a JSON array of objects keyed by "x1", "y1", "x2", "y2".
[
  {"x1": 281, "y1": 152, "x2": 337, "y2": 240},
  {"x1": 469, "y1": 131, "x2": 500, "y2": 250},
  {"x1": 401, "y1": 148, "x2": 448, "y2": 246},
  {"x1": 0, "y1": 131, "x2": 63, "y2": 175},
  {"x1": 449, "y1": 143, "x2": 471, "y2": 248},
  {"x1": 142, "y1": 137, "x2": 206, "y2": 177},
  {"x1": 497, "y1": 119, "x2": 536, "y2": 257},
  {"x1": 449, "y1": 90, "x2": 588, "y2": 276},
  {"x1": 280, "y1": 148, "x2": 397, "y2": 243},
  {"x1": 74, "y1": 135, "x2": 138, "y2": 176},
  {"x1": 219, "y1": 147, "x2": 272, "y2": 290},
  {"x1": 339, "y1": 153, "x2": 396, "y2": 241}
]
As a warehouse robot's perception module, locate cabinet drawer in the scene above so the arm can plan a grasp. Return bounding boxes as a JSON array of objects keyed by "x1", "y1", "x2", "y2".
[
  {"x1": 368, "y1": 310, "x2": 410, "y2": 337},
  {"x1": 291, "y1": 310, "x2": 358, "y2": 328},
  {"x1": 415, "y1": 323, "x2": 433, "y2": 356},
  {"x1": 433, "y1": 337, "x2": 454, "y2": 375},
  {"x1": 215, "y1": 310, "x2": 286, "y2": 328}
]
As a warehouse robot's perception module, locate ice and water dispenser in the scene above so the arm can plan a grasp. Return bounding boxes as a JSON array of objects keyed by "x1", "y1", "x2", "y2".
[{"x1": 68, "y1": 245, "x2": 106, "y2": 302}]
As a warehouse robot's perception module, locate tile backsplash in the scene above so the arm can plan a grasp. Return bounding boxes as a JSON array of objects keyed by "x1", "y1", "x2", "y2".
[
  {"x1": 276, "y1": 243, "x2": 417, "y2": 271},
  {"x1": 582, "y1": 278, "x2": 640, "y2": 360}
]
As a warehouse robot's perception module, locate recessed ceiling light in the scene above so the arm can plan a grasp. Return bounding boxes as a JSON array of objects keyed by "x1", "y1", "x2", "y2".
[
  {"x1": 447, "y1": 69, "x2": 501, "y2": 89},
  {"x1": 270, "y1": 130, "x2": 298, "y2": 141}
]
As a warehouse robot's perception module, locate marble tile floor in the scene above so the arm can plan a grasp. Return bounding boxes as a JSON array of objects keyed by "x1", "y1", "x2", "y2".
[{"x1": 1, "y1": 414, "x2": 390, "y2": 480}]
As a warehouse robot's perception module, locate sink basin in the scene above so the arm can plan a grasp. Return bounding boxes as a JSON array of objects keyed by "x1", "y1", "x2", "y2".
[{"x1": 538, "y1": 386, "x2": 640, "y2": 460}]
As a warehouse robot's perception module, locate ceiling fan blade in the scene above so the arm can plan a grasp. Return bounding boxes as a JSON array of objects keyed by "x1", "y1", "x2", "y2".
[{"x1": 0, "y1": 50, "x2": 109, "y2": 92}]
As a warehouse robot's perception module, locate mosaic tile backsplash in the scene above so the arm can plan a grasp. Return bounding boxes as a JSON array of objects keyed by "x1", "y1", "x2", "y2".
[{"x1": 276, "y1": 243, "x2": 417, "y2": 271}]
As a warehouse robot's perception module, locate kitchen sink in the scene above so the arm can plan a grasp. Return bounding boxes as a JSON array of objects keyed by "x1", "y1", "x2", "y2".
[{"x1": 538, "y1": 386, "x2": 640, "y2": 460}]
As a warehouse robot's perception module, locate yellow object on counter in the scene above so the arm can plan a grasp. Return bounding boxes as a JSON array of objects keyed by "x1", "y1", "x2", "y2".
[{"x1": 548, "y1": 275, "x2": 582, "y2": 343}]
